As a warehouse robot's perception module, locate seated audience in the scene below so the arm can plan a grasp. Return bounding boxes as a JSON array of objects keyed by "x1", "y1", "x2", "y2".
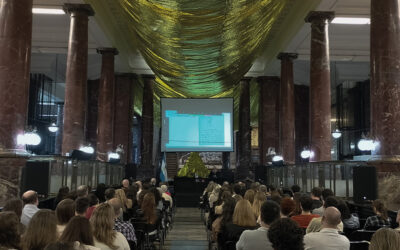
[
  {"x1": 149, "y1": 187, "x2": 164, "y2": 210},
  {"x1": 105, "y1": 188, "x2": 116, "y2": 201},
  {"x1": 369, "y1": 227, "x2": 400, "y2": 250},
  {"x1": 150, "y1": 177, "x2": 157, "y2": 187},
  {"x1": 290, "y1": 192, "x2": 302, "y2": 217},
  {"x1": 3, "y1": 198, "x2": 25, "y2": 233},
  {"x1": 90, "y1": 203, "x2": 130, "y2": 250},
  {"x1": 243, "y1": 189, "x2": 255, "y2": 204},
  {"x1": 0, "y1": 212, "x2": 21, "y2": 250},
  {"x1": 54, "y1": 186, "x2": 70, "y2": 209},
  {"x1": 95, "y1": 183, "x2": 107, "y2": 203},
  {"x1": 232, "y1": 183, "x2": 242, "y2": 200},
  {"x1": 137, "y1": 193, "x2": 159, "y2": 225},
  {"x1": 313, "y1": 188, "x2": 334, "y2": 216},
  {"x1": 161, "y1": 184, "x2": 173, "y2": 207},
  {"x1": 252, "y1": 192, "x2": 266, "y2": 219},
  {"x1": 209, "y1": 185, "x2": 221, "y2": 208},
  {"x1": 236, "y1": 201, "x2": 280, "y2": 250},
  {"x1": 259, "y1": 185, "x2": 269, "y2": 196},
  {"x1": 364, "y1": 199, "x2": 391, "y2": 230},
  {"x1": 77, "y1": 185, "x2": 89, "y2": 198},
  {"x1": 86, "y1": 193, "x2": 99, "y2": 219},
  {"x1": 108, "y1": 198, "x2": 137, "y2": 244},
  {"x1": 268, "y1": 218, "x2": 304, "y2": 250},
  {"x1": 212, "y1": 197, "x2": 236, "y2": 242},
  {"x1": 136, "y1": 181, "x2": 143, "y2": 199},
  {"x1": 310, "y1": 187, "x2": 323, "y2": 210},
  {"x1": 59, "y1": 216, "x2": 99, "y2": 250},
  {"x1": 115, "y1": 189, "x2": 133, "y2": 212},
  {"x1": 56, "y1": 198, "x2": 76, "y2": 237},
  {"x1": 215, "y1": 191, "x2": 232, "y2": 215},
  {"x1": 336, "y1": 201, "x2": 359, "y2": 230},
  {"x1": 280, "y1": 197, "x2": 295, "y2": 218},
  {"x1": 21, "y1": 190, "x2": 40, "y2": 226},
  {"x1": 121, "y1": 179, "x2": 130, "y2": 193},
  {"x1": 219, "y1": 199, "x2": 258, "y2": 248},
  {"x1": 304, "y1": 207, "x2": 350, "y2": 250},
  {"x1": 291, "y1": 195, "x2": 320, "y2": 229},
  {"x1": 306, "y1": 196, "x2": 343, "y2": 233},
  {"x1": 75, "y1": 197, "x2": 90, "y2": 217},
  {"x1": 22, "y1": 209, "x2": 57, "y2": 250}
]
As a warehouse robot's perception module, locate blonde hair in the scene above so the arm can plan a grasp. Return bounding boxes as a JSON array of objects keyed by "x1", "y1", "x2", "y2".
[
  {"x1": 244, "y1": 189, "x2": 255, "y2": 204},
  {"x1": 22, "y1": 209, "x2": 57, "y2": 250},
  {"x1": 369, "y1": 228, "x2": 400, "y2": 250},
  {"x1": 252, "y1": 192, "x2": 266, "y2": 218},
  {"x1": 90, "y1": 203, "x2": 117, "y2": 250},
  {"x1": 115, "y1": 189, "x2": 131, "y2": 211},
  {"x1": 233, "y1": 199, "x2": 257, "y2": 227}
]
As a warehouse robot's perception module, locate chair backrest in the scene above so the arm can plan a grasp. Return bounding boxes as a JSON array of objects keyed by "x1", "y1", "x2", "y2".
[
  {"x1": 350, "y1": 241, "x2": 369, "y2": 250},
  {"x1": 349, "y1": 230, "x2": 376, "y2": 242}
]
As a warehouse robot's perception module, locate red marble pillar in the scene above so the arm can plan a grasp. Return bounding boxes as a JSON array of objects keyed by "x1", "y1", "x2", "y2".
[
  {"x1": 140, "y1": 77, "x2": 154, "y2": 177},
  {"x1": 0, "y1": 0, "x2": 32, "y2": 151},
  {"x1": 295, "y1": 85, "x2": 310, "y2": 163},
  {"x1": 278, "y1": 53, "x2": 297, "y2": 164},
  {"x1": 257, "y1": 76, "x2": 280, "y2": 165},
  {"x1": 305, "y1": 11, "x2": 335, "y2": 162},
  {"x1": 236, "y1": 79, "x2": 251, "y2": 180},
  {"x1": 113, "y1": 75, "x2": 135, "y2": 164},
  {"x1": 62, "y1": 4, "x2": 94, "y2": 155},
  {"x1": 370, "y1": 0, "x2": 400, "y2": 157},
  {"x1": 86, "y1": 80, "x2": 99, "y2": 148},
  {"x1": 96, "y1": 48, "x2": 118, "y2": 161}
]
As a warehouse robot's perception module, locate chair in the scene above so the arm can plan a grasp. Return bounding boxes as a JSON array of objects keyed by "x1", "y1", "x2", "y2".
[
  {"x1": 350, "y1": 241, "x2": 370, "y2": 250},
  {"x1": 131, "y1": 219, "x2": 163, "y2": 250},
  {"x1": 349, "y1": 230, "x2": 376, "y2": 242}
]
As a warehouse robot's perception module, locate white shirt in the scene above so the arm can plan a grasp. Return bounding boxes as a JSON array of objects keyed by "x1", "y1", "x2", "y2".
[
  {"x1": 304, "y1": 228, "x2": 350, "y2": 250},
  {"x1": 236, "y1": 227, "x2": 274, "y2": 250},
  {"x1": 94, "y1": 231, "x2": 130, "y2": 250},
  {"x1": 21, "y1": 204, "x2": 39, "y2": 226}
]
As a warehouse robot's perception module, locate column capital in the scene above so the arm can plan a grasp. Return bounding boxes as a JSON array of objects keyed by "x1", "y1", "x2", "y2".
[
  {"x1": 305, "y1": 11, "x2": 335, "y2": 23},
  {"x1": 96, "y1": 47, "x2": 119, "y2": 55},
  {"x1": 63, "y1": 4, "x2": 95, "y2": 17},
  {"x1": 277, "y1": 52, "x2": 298, "y2": 61}
]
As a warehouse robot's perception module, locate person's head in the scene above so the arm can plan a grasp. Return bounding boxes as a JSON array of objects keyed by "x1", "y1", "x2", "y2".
[
  {"x1": 115, "y1": 189, "x2": 128, "y2": 211},
  {"x1": 221, "y1": 197, "x2": 236, "y2": 226},
  {"x1": 321, "y1": 207, "x2": 342, "y2": 229},
  {"x1": 141, "y1": 193, "x2": 157, "y2": 224},
  {"x1": 268, "y1": 218, "x2": 304, "y2": 250},
  {"x1": 372, "y1": 199, "x2": 388, "y2": 220},
  {"x1": 336, "y1": 201, "x2": 351, "y2": 220},
  {"x1": 244, "y1": 189, "x2": 255, "y2": 204},
  {"x1": 150, "y1": 178, "x2": 156, "y2": 186},
  {"x1": 233, "y1": 184, "x2": 242, "y2": 195},
  {"x1": 323, "y1": 196, "x2": 339, "y2": 209},
  {"x1": 206, "y1": 181, "x2": 216, "y2": 193},
  {"x1": 22, "y1": 209, "x2": 57, "y2": 250},
  {"x1": 90, "y1": 203, "x2": 117, "y2": 249},
  {"x1": 122, "y1": 179, "x2": 129, "y2": 188},
  {"x1": 160, "y1": 185, "x2": 168, "y2": 194},
  {"x1": 136, "y1": 181, "x2": 142, "y2": 190},
  {"x1": 260, "y1": 201, "x2": 280, "y2": 226},
  {"x1": 252, "y1": 192, "x2": 266, "y2": 218},
  {"x1": 280, "y1": 197, "x2": 296, "y2": 217},
  {"x1": 321, "y1": 188, "x2": 334, "y2": 202},
  {"x1": 0, "y1": 212, "x2": 20, "y2": 249},
  {"x1": 282, "y1": 188, "x2": 293, "y2": 197},
  {"x1": 108, "y1": 198, "x2": 122, "y2": 218},
  {"x1": 233, "y1": 199, "x2": 257, "y2": 227},
  {"x1": 76, "y1": 185, "x2": 89, "y2": 198},
  {"x1": 271, "y1": 194, "x2": 282, "y2": 204},
  {"x1": 104, "y1": 188, "x2": 116, "y2": 201},
  {"x1": 95, "y1": 183, "x2": 107, "y2": 202},
  {"x1": 56, "y1": 186, "x2": 70, "y2": 200},
  {"x1": 291, "y1": 185, "x2": 301, "y2": 194},
  {"x1": 3, "y1": 198, "x2": 23, "y2": 219},
  {"x1": 75, "y1": 197, "x2": 90, "y2": 216},
  {"x1": 259, "y1": 185, "x2": 268, "y2": 193},
  {"x1": 250, "y1": 182, "x2": 260, "y2": 191},
  {"x1": 22, "y1": 190, "x2": 38, "y2": 206},
  {"x1": 88, "y1": 193, "x2": 99, "y2": 206},
  {"x1": 56, "y1": 198, "x2": 75, "y2": 225},
  {"x1": 44, "y1": 242, "x2": 75, "y2": 250},
  {"x1": 369, "y1": 228, "x2": 400, "y2": 250},
  {"x1": 59, "y1": 216, "x2": 94, "y2": 246},
  {"x1": 149, "y1": 187, "x2": 162, "y2": 205},
  {"x1": 311, "y1": 187, "x2": 322, "y2": 200},
  {"x1": 299, "y1": 195, "x2": 313, "y2": 213}
]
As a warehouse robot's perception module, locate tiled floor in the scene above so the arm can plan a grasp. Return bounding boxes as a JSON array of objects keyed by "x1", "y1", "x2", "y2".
[{"x1": 164, "y1": 207, "x2": 208, "y2": 250}]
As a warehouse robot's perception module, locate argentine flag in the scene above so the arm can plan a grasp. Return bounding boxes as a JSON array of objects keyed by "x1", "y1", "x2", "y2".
[{"x1": 160, "y1": 152, "x2": 168, "y2": 182}]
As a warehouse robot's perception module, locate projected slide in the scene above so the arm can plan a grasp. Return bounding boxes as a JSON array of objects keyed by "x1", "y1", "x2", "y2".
[{"x1": 161, "y1": 98, "x2": 233, "y2": 152}]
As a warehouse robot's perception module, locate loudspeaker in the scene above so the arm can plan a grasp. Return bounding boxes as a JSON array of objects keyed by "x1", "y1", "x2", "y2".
[
  {"x1": 21, "y1": 161, "x2": 50, "y2": 196},
  {"x1": 353, "y1": 166, "x2": 377, "y2": 203},
  {"x1": 255, "y1": 165, "x2": 267, "y2": 183}
]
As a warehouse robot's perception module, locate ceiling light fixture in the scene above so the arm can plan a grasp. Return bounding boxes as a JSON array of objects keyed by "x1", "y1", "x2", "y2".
[
  {"x1": 32, "y1": 8, "x2": 65, "y2": 15},
  {"x1": 332, "y1": 17, "x2": 370, "y2": 25}
]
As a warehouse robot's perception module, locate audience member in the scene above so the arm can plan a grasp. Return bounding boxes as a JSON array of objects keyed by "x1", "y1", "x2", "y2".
[
  {"x1": 282, "y1": 187, "x2": 294, "y2": 197},
  {"x1": 59, "y1": 216, "x2": 98, "y2": 250},
  {"x1": 161, "y1": 184, "x2": 173, "y2": 207},
  {"x1": 44, "y1": 242, "x2": 75, "y2": 250},
  {"x1": 56, "y1": 198, "x2": 75, "y2": 237},
  {"x1": 243, "y1": 189, "x2": 255, "y2": 204},
  {"x1": 304, "y1": 207, "x2": 350, "y2": 250},
  {"x1": 105, "y1": 188, "x2": 116, "y2": 201},
  {"x1": 21, "y1": 209, "x2": 57, "y2": 250},
  {"x1": 306, "y1": 196, "x2": 343, "y2": 233},
  {"x1": 212, "y1": 197, "x2": 236, "y2": 242},
  {"x1": 136, "y1": 181, "x2": 143, "y2": 199},
  {"x1": 291, "y1": 185, "x2": 301, "y2": 194},
  {"x1": 150, "y1": 178, "x2": 157, "y2": 187},
  {"x1": 0, "y1": 212, "x2": 21, "y2": 249},
  {"x1": 90, "y1": 203, "x2": 130, "y2": 250},
  {"x1": 138, "y1": 193, "x2": 159, "y2": 225},
  {"x1": 270, "y1": 194, "x2": 282, "y2": 205},
  {"x1": 280, "y1": 197, "x2": 296, "y2": 218},
  {"x1": 268, "y1": 218, "x2": 304, "y2": 250},
  {"x1": 259, "y1": 185, "x2": 269, "y2": 196},
  {"x1": 396, "y1": 209, "x2": 400, "y2": 232},
  {"x1": 291, "y1": 195, "x2": 320, "y2": 229},
  {"x1": 209, "y1": 185, "x2": 221, "y2": 208},
  {"x1": 54, "y1": 186, "x2": 70, "y2": 209},
  {"x1": 236, "y1": 201, "x2": 280, "y2": 250},
  {"x1": 95, "y1": 183, "x2": 107, "y2": 203},
  {"x1": 215, "y1": 191, "x2": 232, "y2": 215},
  {"x1": 77, "y1": 185, "x2": 89, "y2": 198},
  {"x1": 149, "y1": 187, "x2": 164, "y2": 210},
  {"x1": 3, "y1": 198, "x2": 25, "y2": 234},
  {"x1": 86, "y1": 193, "x2": 100, "y2": 219},
  {"x1": 290, "y1": 192, "x2": 302, "y2": 217},
  {"x1": 115, "y1": 189, "x2": 133, "y2": 212},
  {"x1": 310, "y1": 187, "x2": 323, "y2": 210},
  {"x1": 364, "y1": 199, "x2": 391, "y2": 230},
  {"x1": 75, "y1": 197, "x2": 90, "y2": 217},
  {"x1": 252, "y1": 192, "x2": 266, "y2": 219},
  {"x1": 108, "y1": 198, "x2": 137, "y2": 245},
  {"x1": 336, "y1": 201, "x2": 359, "y2": 230},
  {"x1": 121, "y1": 179, "x2": 130, "y2": 191},
  {"x1": 369, "y1": 227, "x2": 400, "y2": 250},
  {"x1": 21, "y1": 190, "x2": 40, "y2": 226},
  {"x1": 313, "y1": 188, "x2": 334, "y2": 216}
]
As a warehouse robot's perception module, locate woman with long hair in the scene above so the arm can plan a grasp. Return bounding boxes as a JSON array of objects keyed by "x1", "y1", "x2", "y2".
[
  {"x1": 243, "y1": 189, "x2": 255, "y2": 205},
  {"x1": 212, "y1": 197, "x2": 236, "y2": 242},
  {"x1": 252, "y1": 192, "x2": 266, "y2": 219},
  {"x1": 3, "y1": 198, "x2": 26, "y2": 234},
  {"x1": 0, "y1": 212, "x2": 21, "y2": 249},
  {"x1": 56, "y1": 198, "x2": 75, "y2": 236},
  {"x1": 60, "y1": 216, "x2": 98, "y2": 249},
  {"x1": 280, "y1": 197, "x2": 296, "y2": 218},
  {"x1": 364, "y1": 199, "x2": 391, "y2": 230},
  {"x1": 369, "y1": 228, "x2": 400, "y2": 250},
  {"x1": 21, "y1": 209, "x2": 57, "y2": 250},
  {"x1": 54, "y1": 186, "x2": 70, "y2": 209},
  {"x1": 90, "y1": 203, "x2": 129, "y2": 250},
  {"x1": 140, "y1": 193, "x2": 158, "y2": 225},
  {"x1": 115, "y1": 189, "x2": 132, "y2": 212}
]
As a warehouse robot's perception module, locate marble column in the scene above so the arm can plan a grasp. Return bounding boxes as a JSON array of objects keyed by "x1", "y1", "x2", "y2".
[
  {"x1": 236, "y1": 79, "x2": 251, "y2": 180},
  {"x1": 62, "y1": 4, "x2": 94, "y2": 155},
  {"x1": 278, "y1": 53, "x2": 297, "y2": 164},
  {"x1": 0, "y1": 0, "x2": 32, "y2": 206},
  {"x1": 140, "y1": 77, "x2": 154, "y2": 178},
  {"x1": 96, "y1": 48, "x2": 118, "y2": 162},
  {"x1": 0, "y1": 0, "x2": 33, "y2": 151},
  {"x1": 114, "y1": 75, "x2": 136, "y2": 164},
  {"x1": 295, "y1": 85, "x2": 310, "y2": 163},
  {"x1": 257, "y1": 76, "x2": 280, "y2": 165},
  {"x1": 305, "y1": 11, "x2": 334, "y2": 162},
  {"x1": 86, "y1": 80, "x2": 99, "y2": 149},
  {"x1": 222, "y1": 152, "x2": 230, "y2": 169}
]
